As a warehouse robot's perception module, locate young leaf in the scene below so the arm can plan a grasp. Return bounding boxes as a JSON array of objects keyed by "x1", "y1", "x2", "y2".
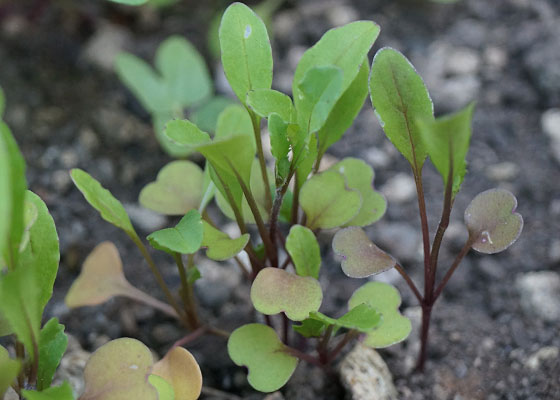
[
  {"x1": 219, "y1": 2, "x2": 273, "y2": 104},
  {"x1": 139, "y1": 161, "x2": 205, "y2": 216},
  {"x1": 197, "y1": 134, "x2": 255, "y2": 212},
  {"x1": 0, "y1": 266, "x2": 41, "y2": 361},
  {"x1": 163, "y1": 119, "x2": 211, "y2": 152},
  {"x1": 464, "y1": 189, "x2": 523, "y2": 254},
  {"x1": 299, "y1": 170, "x2": 361, "y2": 230},
  {"x1": 23, "y1": 382, "x2": 74, "y2": 400},
  {"x1": 214, "y1": 104, "x2": 254, "y2": 143},
  {"x1": 70, "y1": 169, "x2": 137, "y2": 239},
  {"x1": 0, "y1": 345, "x2": 20, "y2": 397},
  {"x1": 114, "y1": 53, "x2": 172, "y2": 113},
  {"x1": 247, "y1": 89, "x2": 294, "y2": 122},
  {"x1": 293, "y1": 21, "x2": 380, "y2": 104},
  {"x1": 285, "y1": 225, "x2": 321, "y2": 279},
  {"x1": 81, "y1": 338, "x2": 158, "y2": 400},
  {"x1": 417, "y1": 102, "x2": 475, "y2": 196},
  {"x1": 348, "y1": 282, "x2": 411, "y2": 348},
  {"x1": 251, "y1": 267, "x2": 322, "y2": 321},
  {"x1": 330, "y1": 158, "x2": 387, "y2": 227},
  {"x1": 147, "y1": 210, "x2": 203, "y2": 254},
  {"x1": 268, "y1": 113, "x2": 291, "y2": 162},
  {"x1": 201, "y1": 221, "x2": 250, "y2": 261},
  {"x1": 19, "y1": 191, "x2": 60, "y2": 315},
  {"x1": 228, "y1": 324, "x2": 298, "y2": 392},
  {"x1": 310, "y1": 303, "x2": 381, "y2": 333},
  {"x1": 155, "y1": 36, "x2": 212, "y2": 107},
  {"x1": 66, "y1": 242, "x2": 152, "y2": 309},
  {"x1": 37, "y1": 318, "x2": 68, "y2": 391},
  {"x1": 333, "y1": 227, "x2": 395, "y2": 278},
  {"x1": 147, "y1": 375, "x2": 174, "y2": 400},
  {"x1": 292, "y1": 318, "x2": 326, "y2": 338},
  {"x1": 294, "y1": 132, "x2": 318, "y2": 190},
  {"x1": 369, "y1": 47, "x2": 434, "y2": 172},
  {"x1": 0, "y1": 122, "x2": 26, "y2": 269},
  {"x1": 317, "y1": 59, "x2": 369, "y2": 159},
  {"x1": 295, "y1": 65, "x2": 343, "y2": 134},
  {"x1": 152, "y1": 347, "x2": 202, "y2": 400}
]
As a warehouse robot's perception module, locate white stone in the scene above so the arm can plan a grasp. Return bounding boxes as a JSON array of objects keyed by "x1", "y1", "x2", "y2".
[
  {"x1": 445, "y1": 47, "x2": 481, "y2": 76},
  {"x1": 82, "y1": 23, "x2": 131, "y2": 70},
  {"x1": 381, "y1": 173, "x2": 416, "y2": 203},
  {"x1": 525, "y1": 346, "x2": 559, "y2": 370},
  {"x1": 542, "y1": 108, "x2": 560, "y2": 142},
  {"x1": 339, "y1": 343, "x2": 398, "y2": 400},
  {"x1": 515, "y1": 271, "x2": 560, "y2": 322},
  {"x1": 124, "y1": 203, "x2": 167, "y2": 232}
]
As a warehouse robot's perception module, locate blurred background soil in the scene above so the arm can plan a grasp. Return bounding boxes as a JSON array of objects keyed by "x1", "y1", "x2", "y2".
[{"x1": 1, "y1": 0, "x2": 559, "y2": 398}]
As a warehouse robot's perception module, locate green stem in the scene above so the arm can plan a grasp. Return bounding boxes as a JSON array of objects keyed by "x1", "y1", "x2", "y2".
[
  {"x1": 249, "y1": 109, "x2": 273, "y2": 212},
  {"x1": 173, "y1": 253, "x2": 200, "y2": 330}
]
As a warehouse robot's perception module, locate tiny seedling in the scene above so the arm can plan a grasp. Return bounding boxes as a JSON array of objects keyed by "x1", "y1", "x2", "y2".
[
  {"x1": 66, "y1": 1, "x2": 523, "y2": 395},
  {"x1": 68, "y1": 2, "x2": 412, "y2": 394},
  {"x1": 0, "y1": 89, "x2": 202, "y2": 400},
  {"x1": 334, "y1": 47, "x2": 523, "y2": 370}
]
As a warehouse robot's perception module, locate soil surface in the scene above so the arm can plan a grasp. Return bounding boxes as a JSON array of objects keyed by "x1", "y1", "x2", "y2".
[{"x1": 1, "y1": 0, "x2": 559, "y2": 399}]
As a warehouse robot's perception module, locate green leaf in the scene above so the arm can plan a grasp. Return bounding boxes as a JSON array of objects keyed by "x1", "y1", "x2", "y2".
[
  {"x1": 0, "y1": 121, "x2": 26, "y2": 269},
  {"x1": 251, "y1": 267, "x2": 322, "y2": 321},
  {"x1": 201, "y1": 221, "x2": 249, "y2": 261},
  {"x1": 139, "y1": 161, "x2": 205, "y2": 216},
  {"x1": 20, "y1": 191, "x2": 60, "y2": 315},
  {"x1": 147, "y1": 210, "x2": 203, "y2": 254},
  {"x1": 0, "y1": 345, "x2": 20, "y2": 397},
  {"x1": 310, "y1": 303, "x2": 381, "y2": 333},
  {"x1": 70, "y1": 169, "x2": 137, "y2": 239},
  {"x1": 81, "y1": 338, "x2": 158, "y2": 400},
  {"x1": 107, "y1": 0, "x2": 148, "y2": 5},
  {"x1": 333, "y1": 227, "x2": 395, "y2": 278},
  {"x1": 348, "y1": 282, "x2": 411, "y2": 348},
  {"x1": 23, "y1": 382, "x2": 74, "y2": 400},
  {"x1": 148, "y1": 375, "x2": 175, "y2": 400},
  {"x1": 464, "y1": 189, "x2": 523, "y2": 254},
  {"x1": 228, "y1": 324, "x2": 298, "y2": 392},
  {"x1": 0, "y1": 265, "x2": 41, "y2": 361},
  {"x1": 247, "y1": 89, "x2": 294, "y2": 122},
  {"x1": 299, "y1": 170, "x2": 361, "y2": 229},
  {"x1": 215, "y1": 159, "x2": 272, "y2": 224},
  {"x1": 294, "y1": 132, "x2": 318, "y2": 190},
  {"x1": 152, "y1": 347, "x2": 202, "y2": 400},
  {"x1": 295, "y1": 65, "x2": 343, "y2": 134},
  {"x1": 214, "y1": 104, "x2": 254, "y2": 143},
  {"x1": 197, "y1": 134, "x2": 255, "y2": 212},
  {"x1": 293, "y1": 21, "x2": 379, "y2": 106},
  {"x1": 114, "y1": 53, "x2": 171, "y2": 113},
  {"x1": 155, "y1": 36, "x2": 212, "y2": 107},
  {"x1": 268, "y1": 113, "x2": 291, "y2": 162},
  {"x1": 285, "y1": 225, "x2": 321, "y2": 279},
  {"x1": 317, "y1": 59, "x2": 369, "y2": 160},
  {"x1": 162, "y1": 119, "x2": 211, "y2": 154},
  {"x1": 153, "y1": 112, "x2": 191, "y2": 158},
  {"x1": 330, "y1": 158, "x2": 386, "y2": 227},
  {"x1": 219, "y1": 2, "x2": 273, "y2": 104},
  {"x1": 190, "y1": 96, "x2": 235, "y2": 133},
  {"x1": 37, "y1": 318, "x2": 68, "y2": 391},
  {"x1": 417, "y1": 102, "x2": 475, "y2": 196},
  {"x1": 292, "y1": 318, "x2": 326, "y2": 338},
  {"x1": 187, "y1": 266, "x2": 201, "y2": 284},
  {"x1": 369, "y1": 47, "x2": 434, "y2": 172}
]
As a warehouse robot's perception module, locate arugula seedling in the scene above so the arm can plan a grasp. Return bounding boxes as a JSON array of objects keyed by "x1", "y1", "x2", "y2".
[
  {"x1": 68, "y1": 2, "x2": 415, "y2": 394},
  {"x1": 334, "y1": 47, "x2": 523, "y2": 370}
]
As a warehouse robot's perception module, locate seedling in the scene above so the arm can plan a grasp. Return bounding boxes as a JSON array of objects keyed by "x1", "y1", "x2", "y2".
[
  {"x1": 335, "y1": 47, "x2": 523, "y2": 370},
  {"x1": 0, "y1": 89, "x2": 201, "y2": 400},
  {"x1": 67, "y1": 2, "x2": 412, "y2": 393}
]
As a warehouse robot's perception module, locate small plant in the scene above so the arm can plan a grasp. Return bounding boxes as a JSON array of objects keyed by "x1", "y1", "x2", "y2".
[
  {"x1": 66, "y1": 0, "x2": 523, "y2": 395},
  {"x1": 0, "y1": 88, "x2": 202, "y2": 400},
  {"x1": 67, "y1": 2, "x2": 412, "y2": 394}
]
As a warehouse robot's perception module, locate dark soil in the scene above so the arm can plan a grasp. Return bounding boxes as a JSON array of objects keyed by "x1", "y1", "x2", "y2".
[{"x1": 1, "y1": 0, "x2": 558, "y2": 398}]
